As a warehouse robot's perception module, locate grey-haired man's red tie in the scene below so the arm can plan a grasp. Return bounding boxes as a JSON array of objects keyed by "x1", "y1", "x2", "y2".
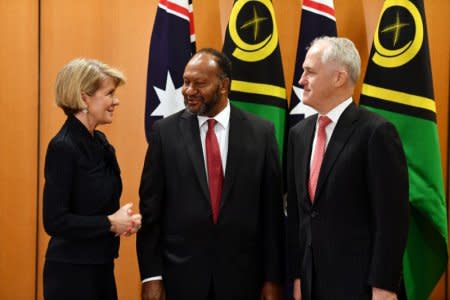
[{"x1": 309, "y1": 116, "x2": 332, "y2": 202}]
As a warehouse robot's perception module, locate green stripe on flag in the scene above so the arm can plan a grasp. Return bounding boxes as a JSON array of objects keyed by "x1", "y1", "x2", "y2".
[{"x1": 362, "y1": 106, "x2": 447, "y2": 300}]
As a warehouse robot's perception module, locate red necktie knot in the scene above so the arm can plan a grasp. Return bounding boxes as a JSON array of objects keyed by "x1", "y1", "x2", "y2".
[{"x1": 318, "y1": 115, "x2": 332, "y2": 129}]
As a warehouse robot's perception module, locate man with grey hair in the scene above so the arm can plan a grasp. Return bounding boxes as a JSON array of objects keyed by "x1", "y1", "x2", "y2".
[{"x1": 287, "y1": 36, "x2": 409, "y2": 300}]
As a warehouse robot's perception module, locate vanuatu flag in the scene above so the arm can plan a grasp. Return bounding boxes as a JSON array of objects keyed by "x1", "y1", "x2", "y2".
[
  {"x1": 359, "y1": 0, "x2": 448, "y2": 299},
  {"x1": 222, "y1": 0, "x2": 287, "y2": 158},
  {"x1": 145, "y1": 0, "x2": 196, "y2": 143}
]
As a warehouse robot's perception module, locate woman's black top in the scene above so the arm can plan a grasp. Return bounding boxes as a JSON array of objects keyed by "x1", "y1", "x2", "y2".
[{"x1": 43, "y1": 115, "x2": 122, "y2": 264}]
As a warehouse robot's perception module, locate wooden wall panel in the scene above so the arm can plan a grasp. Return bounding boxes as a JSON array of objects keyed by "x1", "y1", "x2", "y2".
[
  {"x1": 195, "y1": 0, "x2": 223, "y2": 50},
  {"x1": 9, "y1": 0, "x2": 445, "y2": 299},
  {"x1": 426, "y1": 0, "x2": 449, "y2": 186},
  {"x1": 273, "y1": 0, "x2": 301, "y2": 104},
  {"x1": 0, "y1": 1, "x2": 38, "y2": 299},
  {"x1": 425, "y1": 1, "x2": 450, "y2": 298}
]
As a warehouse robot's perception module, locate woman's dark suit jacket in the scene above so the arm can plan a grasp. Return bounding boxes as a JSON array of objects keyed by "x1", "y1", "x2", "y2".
[{"x1": 43, "y1": 115, "x2": 122, "y2": 264}]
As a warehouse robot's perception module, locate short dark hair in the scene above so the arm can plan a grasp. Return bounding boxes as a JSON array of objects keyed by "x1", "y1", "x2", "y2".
[{"x1": 196, "y1": 48, "x2": 232, "y2": 81}]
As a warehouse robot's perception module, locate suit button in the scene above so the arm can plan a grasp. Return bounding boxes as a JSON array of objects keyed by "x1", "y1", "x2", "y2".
[{"x1": 311, "y1": 210, "x2": 319, "y2": 218}]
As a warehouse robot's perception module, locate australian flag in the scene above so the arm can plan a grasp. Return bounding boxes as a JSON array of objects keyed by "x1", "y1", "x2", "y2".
[
  {"x1": 288, "y1": 0, "x2": 337, "y2": 128},
  {"x1": 145, "y1": 0, "x2": 196, "y2": 142}
]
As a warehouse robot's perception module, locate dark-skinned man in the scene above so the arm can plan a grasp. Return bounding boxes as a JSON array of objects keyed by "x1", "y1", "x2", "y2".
[{"x1": 137, "y1": 48, "x2": 285, "y2": 300}]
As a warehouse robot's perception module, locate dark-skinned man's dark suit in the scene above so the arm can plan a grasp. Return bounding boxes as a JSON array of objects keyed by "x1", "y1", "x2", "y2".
[
  {"x1": 137, "y1": 105, "x2": 284, "y2": 300},
  {"x1": 287, "y1": 102, "x2": 409, "y2": 299}
]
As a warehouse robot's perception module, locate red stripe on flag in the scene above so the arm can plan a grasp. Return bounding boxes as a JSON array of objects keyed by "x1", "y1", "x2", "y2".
[
  {"x1": 160, "y1": 0, "x2": 190, "y2": 19},
  {"x1": 189, "y1": 10, "x2": 195, "y2": 36},
  {"x1": 303, "y1": 0, "x2": 335, "y2": 16},
  {"x1": 159, "y1": 0, "x2": 195, "y2": 35}
]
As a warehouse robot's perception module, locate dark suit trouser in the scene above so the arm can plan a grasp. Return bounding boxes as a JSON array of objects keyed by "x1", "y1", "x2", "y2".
[
  {"x1": 309, "y1": 249, "x2": 371, "y2": 300},
  {"x1": 207, "y1": 281, "x2": 215, "y2": 300},
  {"x1": 43, "y1": 260, "x2": 117, "y2": 300}
]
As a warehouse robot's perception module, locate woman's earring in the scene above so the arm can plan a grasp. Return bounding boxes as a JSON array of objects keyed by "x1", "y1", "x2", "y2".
[{"x1": 82, "y1": 108, "x2": 88, "y2": 113}]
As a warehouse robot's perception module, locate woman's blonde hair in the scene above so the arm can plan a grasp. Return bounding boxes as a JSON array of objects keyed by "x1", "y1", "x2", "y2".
[{"x1": 55, "y1": 58, "x2": 126, "y2": 115}]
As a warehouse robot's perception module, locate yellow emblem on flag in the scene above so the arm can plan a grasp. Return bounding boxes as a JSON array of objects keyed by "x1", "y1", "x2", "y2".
[
  {"x1": 372, "y1": 0, "x2": 423, "y2": 68},
  {"x1": 228, "y1": 0, "x2": 278, "y2": 62}
]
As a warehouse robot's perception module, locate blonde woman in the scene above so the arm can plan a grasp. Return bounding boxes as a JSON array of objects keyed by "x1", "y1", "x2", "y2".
[{"x1": 43, "y1": 58, "x2": 141, "y2": 300}]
